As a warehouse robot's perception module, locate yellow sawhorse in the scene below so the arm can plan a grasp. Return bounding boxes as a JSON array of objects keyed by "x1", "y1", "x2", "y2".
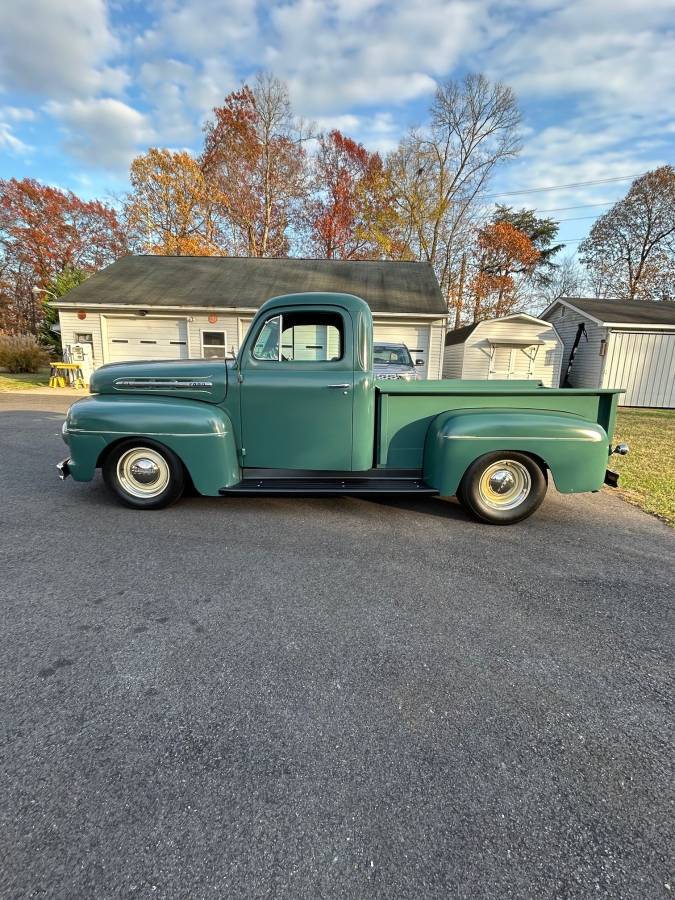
[{"x1": 49, "y1": 362, "x2": 85, "y2": 389}]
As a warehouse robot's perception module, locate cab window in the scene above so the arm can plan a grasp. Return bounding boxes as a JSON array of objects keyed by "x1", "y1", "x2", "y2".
[{"x1": 252, "y1": 312, "x2": 343, "y2": 362}]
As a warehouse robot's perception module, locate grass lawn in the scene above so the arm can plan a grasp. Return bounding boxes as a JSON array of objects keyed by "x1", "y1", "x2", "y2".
[
  {"x1": 0, "y1": 370, "x2": 50, "y2": 391},
  {"x1": 611, "y1": 408, "x2": 675, "y2": 526}
]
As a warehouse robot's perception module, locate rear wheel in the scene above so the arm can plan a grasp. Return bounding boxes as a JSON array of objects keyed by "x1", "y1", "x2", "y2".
[
  {"x1": 103, "y1": 440, "x2": 185, "y2": 509},
  {"x1": 457, "y1": 452, "x2": 547, "y2": 525}
]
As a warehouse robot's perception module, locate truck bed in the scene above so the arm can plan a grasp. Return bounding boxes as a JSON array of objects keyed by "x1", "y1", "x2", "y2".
[{"x1": 375, "y1": 380, "x2": 622, "y2": 469}]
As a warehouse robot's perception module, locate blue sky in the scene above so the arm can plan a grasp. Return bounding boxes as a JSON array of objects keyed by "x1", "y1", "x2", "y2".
[{"x1": 1, "y1": 0, "x2": 673, "y2": 250}]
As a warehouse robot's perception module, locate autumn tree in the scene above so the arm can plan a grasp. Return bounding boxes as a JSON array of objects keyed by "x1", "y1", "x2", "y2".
[
  {"x1": 125, "y1": 149, "x2": 223, "y2": 256},
  {"x1": 385, "y1": 74, "x2": 522, "y2": 323},
  {"x1": 307, "y1": 130, "x2": 396, "y2": 259},
  {"x1": 468, "y1": 220, "x2": 540, "y2": 321},
  {"x1": 579, "y1": 166, "x2": 675, "y2": 302},
  {"x1": 0, "y1": 178, "x2": 126, "y2": 334},
  {"x1": 201, "y1": 74, "x2": 308, "y2": 257},
  {"x1": 493, "y1": 206, "x2": 563, "y2": 284}
]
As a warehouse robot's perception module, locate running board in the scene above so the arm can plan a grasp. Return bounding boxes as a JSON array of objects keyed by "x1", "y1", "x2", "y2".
[{"x1": 219, "y1": 477, "x2": 438, "y2": 496}]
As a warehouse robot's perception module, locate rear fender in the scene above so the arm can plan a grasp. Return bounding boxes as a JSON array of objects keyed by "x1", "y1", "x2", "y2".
[
  {"x1": 423, "y1": 408, "x2": 609, "y2": 496},
  {"x1": 65, "y1": 394, "x2": 240, "y2": 495}
]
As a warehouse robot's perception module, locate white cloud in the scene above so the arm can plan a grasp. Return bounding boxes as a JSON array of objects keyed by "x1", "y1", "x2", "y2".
[
  {"x1": 490, "y1": 0, "x2": 675, "y2": 119},
  {"x1": 0, "y1": 0, "x2": 125, "y2": 100},
  {"x1": 46, "y1": 99, "x2": 153, "y2": 171},
  {"x1": 1, "y1": 106, "x2": 36, "y2": 122},
  {"x1": 268, "y1": 0, "x2": 485, "y2": 115},
  {"x1": 0, "y1": 121, "x2": 31, "y2": 155},
  {"x1": 137, "y1": 0, "x2": 258, "y2": 56}
]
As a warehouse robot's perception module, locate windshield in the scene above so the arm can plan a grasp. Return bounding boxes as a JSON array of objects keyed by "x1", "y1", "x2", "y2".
[{"x1": 373, "y1": 345, "x2": 413, "y2": 367}]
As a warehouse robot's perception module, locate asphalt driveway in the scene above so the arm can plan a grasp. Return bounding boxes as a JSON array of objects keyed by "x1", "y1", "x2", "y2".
[{"x1": 0, "y1": 393, "x2": 673, "y2": 900}]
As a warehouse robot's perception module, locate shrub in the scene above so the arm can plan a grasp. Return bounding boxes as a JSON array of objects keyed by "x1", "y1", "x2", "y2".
[{"x1": 0, "y1": 334, "x2": 50, "y2": 373}]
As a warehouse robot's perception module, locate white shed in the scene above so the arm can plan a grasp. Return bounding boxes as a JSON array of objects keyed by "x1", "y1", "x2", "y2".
[
  {"x1": 442, "y1": 313, "x2": 564, "y2": 386},
  {"x1": 541, "y1": 298, "x2": 675, "y2": 408}
]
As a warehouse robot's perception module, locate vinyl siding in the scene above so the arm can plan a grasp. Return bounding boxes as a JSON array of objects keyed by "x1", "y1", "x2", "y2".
[
  {"x1": 442, "y1": 343, "x2": 464, "y2": 378},
  {"x1": 187, "y1": 313, "x2": 251, "y2": 359},
  {"x1": 603, "y1": 330, "x2": 675, "y2": 407},
  {"x1": 59, "y1": 310, "x2": 105, "y2": 364},
  {"x1": 428, "y1": 321, "x2": 446, "y2": 379},
  {"x1": 543, "y1": 303, "x2": 608, "y2": 388}
]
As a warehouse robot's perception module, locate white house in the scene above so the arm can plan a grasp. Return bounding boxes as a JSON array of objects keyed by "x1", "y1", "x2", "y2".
[
  {"x1": 542, "y1": 297, "x2": 675, "y2": 408},
  {"x1": 54, "y1": 256, "x2": 449, "y2": 379},
  {"x1": 442, "y1": 313, "x2": 564, "y2": 386}
]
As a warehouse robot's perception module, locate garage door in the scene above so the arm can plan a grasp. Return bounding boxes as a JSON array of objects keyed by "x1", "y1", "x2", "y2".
[
  {"x1": 373, "y1": 324, "x2": 430, "y2": 376},
  {"x1": 105, "y1": 318, "x2": 188, "y2": 363}
]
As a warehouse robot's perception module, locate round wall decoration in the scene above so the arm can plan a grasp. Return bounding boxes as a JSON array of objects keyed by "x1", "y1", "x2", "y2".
[
  {"x1": 208, "y1": 314, "x2": 218, "y2": 324},
  {"x1": 77, "y1": 310, "x2": 87, "y2": 320}
]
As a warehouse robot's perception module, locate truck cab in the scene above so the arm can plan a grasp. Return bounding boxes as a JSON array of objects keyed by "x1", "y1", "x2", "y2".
[{"x1": 59, "y1": 291, "x2": 626, "y2": 524}]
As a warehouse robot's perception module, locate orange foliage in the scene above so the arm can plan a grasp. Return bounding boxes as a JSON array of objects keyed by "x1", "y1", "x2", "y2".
[
  {"x1": 126, "y1": 148, "x2": 221, "y2": 256},
  {"x1": 470, "y1": 221, "x2": 540, "y2": 320}
]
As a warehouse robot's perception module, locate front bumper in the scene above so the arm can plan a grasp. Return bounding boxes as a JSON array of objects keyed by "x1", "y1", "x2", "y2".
[{"x1": 56, "y1": 458, "x2": 71, "y2": 480}]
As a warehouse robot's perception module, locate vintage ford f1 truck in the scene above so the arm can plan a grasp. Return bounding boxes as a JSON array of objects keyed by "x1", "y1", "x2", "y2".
[{"x1": 57, "y1": 292, "x2": 628, "y2": 524}]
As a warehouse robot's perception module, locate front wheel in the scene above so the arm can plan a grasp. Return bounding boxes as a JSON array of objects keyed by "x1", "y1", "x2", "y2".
[
  {"x1": 103, "y1": 440, "x2": 185, "y2": 509},
  {"x1": 457, "y1": 452, "x2": 547, "y2": 525}
]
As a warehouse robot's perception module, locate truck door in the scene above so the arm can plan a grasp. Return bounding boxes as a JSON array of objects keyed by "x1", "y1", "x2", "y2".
[{"x1": 239, "y1": 306, "x2": 354, "y2": 470}]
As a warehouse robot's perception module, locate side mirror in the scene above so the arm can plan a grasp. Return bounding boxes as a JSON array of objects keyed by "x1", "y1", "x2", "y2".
[{"x1": 415, "y1": 359, "x2": 424, "y2": 366}]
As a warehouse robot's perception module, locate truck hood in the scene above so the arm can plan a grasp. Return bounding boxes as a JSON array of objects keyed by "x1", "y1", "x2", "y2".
[{"x1": 89, "y1": 358, "x2": 229, "y2": 404}]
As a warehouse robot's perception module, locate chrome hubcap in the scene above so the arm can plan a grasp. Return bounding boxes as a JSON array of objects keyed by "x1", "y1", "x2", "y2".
[
  {"x1": 478, "y1": 460, "x2": 531, "y2": 510},
  {"x1": 116, "y1": 448, "x2": 170, "y2": 499}
]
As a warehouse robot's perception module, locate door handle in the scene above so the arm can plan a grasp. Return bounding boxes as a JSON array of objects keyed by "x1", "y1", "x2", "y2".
[{"x1": 326, "y1": 383, "x2": 350, "y2": 390}]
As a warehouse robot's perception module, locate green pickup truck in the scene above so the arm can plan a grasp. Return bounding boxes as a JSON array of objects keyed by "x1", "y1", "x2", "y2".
[{"x1": 58, "y1": 291, "x2": 627, "y2": 524}]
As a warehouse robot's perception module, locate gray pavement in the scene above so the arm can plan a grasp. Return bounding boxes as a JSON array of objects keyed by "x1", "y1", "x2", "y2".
[{"x1": 0, "y1": 392, "x2": 673, "y2": 899}]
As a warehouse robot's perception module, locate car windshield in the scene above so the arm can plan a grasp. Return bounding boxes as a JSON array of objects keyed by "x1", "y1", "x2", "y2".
[{"x1": 373, "y1": 345, "x2": 413, "y2": 366}]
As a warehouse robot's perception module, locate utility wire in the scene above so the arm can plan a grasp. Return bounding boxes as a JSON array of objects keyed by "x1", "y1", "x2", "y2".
[
  {"x1": 483, "y1": 172, "x2": 644, "y2": 200},
  {"x1": 554, "y1": 214, "x2": 602, "y2": 223},
  {"x1": 531, "y1": 201, "x2": 614, "y2": 213}
]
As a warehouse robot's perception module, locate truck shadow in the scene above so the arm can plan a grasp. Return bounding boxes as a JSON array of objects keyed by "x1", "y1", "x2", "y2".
[{"x1": 347, "y1": 494, "x2": 468, "y2": 521}]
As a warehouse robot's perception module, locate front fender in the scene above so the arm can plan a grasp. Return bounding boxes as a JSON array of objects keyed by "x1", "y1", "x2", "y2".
[
  {"x1": 64, "y1": 394, "x2": 240, "y2": 495},
  {"x1": 423, "y1": 408, "x2": 609, "y2": 496}
]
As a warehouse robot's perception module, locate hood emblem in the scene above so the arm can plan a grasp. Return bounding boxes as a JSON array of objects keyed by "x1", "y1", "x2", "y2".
[{"x1": 113, "y1": 378, "x2": 214, "y2": 389}]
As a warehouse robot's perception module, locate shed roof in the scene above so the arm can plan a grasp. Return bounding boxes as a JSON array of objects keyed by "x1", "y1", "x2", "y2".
[
  {"x1": 444, "y1": 312, "x2": 554, "y2": 346},
  {"x1": 55, "y1": 255, "x2": 447, "y2": 316},
  {"x1": 444, "y1": 322, "x2": 480, "y2": 346},
  {"x1": 549, "y1": 297, "x2": 675, "y2": 326}
]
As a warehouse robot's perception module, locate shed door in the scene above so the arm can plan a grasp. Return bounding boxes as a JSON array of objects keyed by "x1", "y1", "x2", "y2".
[
  {"x1": 603, "y1": 331, "x2": 675, "y2": 408},
  {"x1": 105, "y1": 317, "x2": 188, "y2": 363},
  {"x1": 373, "y1": 324, "x2": 429, "y2": 376},
  {"x1": 488, "y1": 344, "x2": 537, "y2": 380}
]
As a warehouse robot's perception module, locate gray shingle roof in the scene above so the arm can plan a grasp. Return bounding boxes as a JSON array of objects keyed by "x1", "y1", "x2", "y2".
[
  {"x1": 445, "y1": 322, "x2": 480, "y2": 346},
  {"x1": 559, "y1": 297, "x2": 675, "y2": 326},
  {"x1": 57, "y1": 255, "x2": 447, "y2": 316}
]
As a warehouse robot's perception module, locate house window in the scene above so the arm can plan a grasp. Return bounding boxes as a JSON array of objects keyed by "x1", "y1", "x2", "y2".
[
  {"x1": 75, "y1": 332, "x2": 93, "y2": 344},
  {"x1": 252, "y1": 312, "x2": 343, "y2": 362},
  {"x1": 201, "y1": 330, "x2": 227, "y2": 359}
]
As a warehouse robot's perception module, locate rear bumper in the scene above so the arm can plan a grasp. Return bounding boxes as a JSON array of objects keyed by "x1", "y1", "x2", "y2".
[{"x1": 56, "y1": 458, "x2": 71, "y2": 480}]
